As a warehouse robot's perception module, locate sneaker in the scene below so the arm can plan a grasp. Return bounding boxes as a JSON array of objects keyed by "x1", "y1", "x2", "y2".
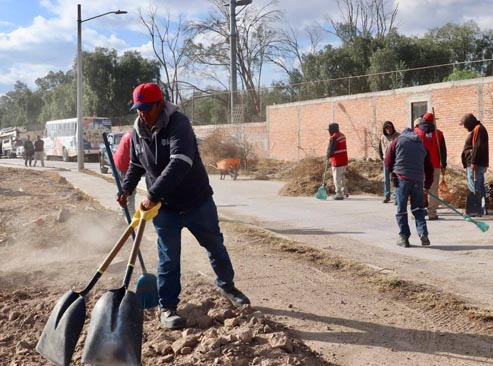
[
  {"x1": 383, "y1": 197, "x2": 390, "y2": 203},
  {"x1": 160, "y1": 309, "x2": 186, "y2": 329},
  {"x1": 219, "y1": 286, "x2": 251, "y2": 308},
  {"x1": 420, "y1": 235, "x2": 431, "y2": 246},
  {"x1": 428, "y1": 215, "x2": 439, "y2": 221},
  {"x1": 397, "y1": 236, "x2": 410, "y2": 248},
  {"x1": 333, "y1": 196, "x2": 344, "y2": 201}
]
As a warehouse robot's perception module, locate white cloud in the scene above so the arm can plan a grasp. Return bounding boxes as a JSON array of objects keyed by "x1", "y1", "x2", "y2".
[{"x1": 2, "y1": 0, "x2": 493, "y2": 95}]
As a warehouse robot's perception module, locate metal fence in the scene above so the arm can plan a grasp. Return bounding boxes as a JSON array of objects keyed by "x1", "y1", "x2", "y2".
[{"x1": 179, "y1": 60, "x2": 491, "y2": 125}]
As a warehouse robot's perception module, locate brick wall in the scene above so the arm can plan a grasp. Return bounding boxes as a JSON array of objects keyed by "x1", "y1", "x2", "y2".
[{"x1": 267, "y1": 77, "x2": 493, "y2": 167}]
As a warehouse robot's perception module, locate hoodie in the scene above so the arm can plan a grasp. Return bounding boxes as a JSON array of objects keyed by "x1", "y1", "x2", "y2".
[
  {"x1": 384, "y1": 128, "x2": 433, "y2": 189},
  {"x1": 122, "y1": 102, "x2": 212, "y2": 212},
  {"x1": 378, "y1": 121, "x2": 399, "y2": 160},
  {"x1": 461, "y1": 115, "x2": 489, "y2": 168},
  {"x1": 326, "y1": 123, "x2": 348, "y2": 167}
]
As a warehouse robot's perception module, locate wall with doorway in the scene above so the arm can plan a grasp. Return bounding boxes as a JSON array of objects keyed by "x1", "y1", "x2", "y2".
[{"x1": 267, "y1": 76, "x2": 493, "y2": 167}]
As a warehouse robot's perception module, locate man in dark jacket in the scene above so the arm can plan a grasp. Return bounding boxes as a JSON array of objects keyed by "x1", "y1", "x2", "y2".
[
  {"x1": 378, "y1": 120, "x2": 400, "y2": 203},
  {"x1": 118, "y1": 83, "x2": 250, "y2": 329},
  {"x1": 385, "y1": 128, "x2": 434, "y2": 247},
  {"x1": 326, "y1": 123, "x2": 348, "y2": 200},
  {"x1": 460, "y1": 113, "x2": 489, "y2": 214},
  {"x1": 23, "y1": 135, "x2": 34, "y2": 167}
]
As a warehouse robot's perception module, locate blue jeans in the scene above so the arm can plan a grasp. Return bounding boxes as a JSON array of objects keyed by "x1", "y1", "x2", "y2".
[
  {"x1": 466, "y1": 166, "x2": 487, "y2": 210},
  {"x1": 153, "y1": 197, "x2": 235, "y2": 310},
  {"x1": 383, "y1": 164, "x2": 391, "y2": 199},
  {"x1": 395, "y1": 177, "x2": 428, "y2": 239}
]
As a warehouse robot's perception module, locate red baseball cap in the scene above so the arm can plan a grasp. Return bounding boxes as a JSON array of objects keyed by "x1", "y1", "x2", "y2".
[
  {"x1": 130, "y1": 83, "x2": 163, "y2": 111},
  {"x1": 422, "y1": 113, "x2": 434, "y2": 122}
]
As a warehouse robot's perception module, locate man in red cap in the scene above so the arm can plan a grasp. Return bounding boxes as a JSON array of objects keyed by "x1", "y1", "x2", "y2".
[
  {"x1": 414, "y1": 112, "x2": 447, "y2": 220},
  {"x1": 117, "y1": 82, "x2": 250, "y2": 329}
]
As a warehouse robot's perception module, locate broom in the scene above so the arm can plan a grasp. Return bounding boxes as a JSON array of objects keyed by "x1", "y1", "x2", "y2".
[
  {"x1": 427, "y1": 191, "x2": 489, "y2": 232},
  {"x1": 103, "y1": 132, "x2": 159, "y2": 309},
  {"x1": 315, "y1": 160, "x2": 329, "y2": 200}
]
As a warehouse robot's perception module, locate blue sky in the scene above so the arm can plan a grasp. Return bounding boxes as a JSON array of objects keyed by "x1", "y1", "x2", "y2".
[{"x1": 0, "y1": 0, "x2": 492, "y2": 96}]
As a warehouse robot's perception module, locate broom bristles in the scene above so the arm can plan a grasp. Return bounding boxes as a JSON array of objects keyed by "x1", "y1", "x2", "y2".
[{"x1": 136, "y1": 274, "x2": 159, "y2": 309}]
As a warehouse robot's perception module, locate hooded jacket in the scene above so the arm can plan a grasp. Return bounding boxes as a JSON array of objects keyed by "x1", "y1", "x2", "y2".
[
  {"x1": 461, "y1": 115, "x2": 489, "y2": 168},
  {"x1": 326, "y1": 123, "x2": 348, "y2": 167},
  {"x1": 414, "y1": 121, "x2": 447, "y2": 169},
  {"x1": 122, "y1": 102, "x2": 212, "y2": 212},
  {"x1": 384, "y1": 128, "x2": 433, "y2": 189},
  {"x1": 378, "y1": 121, "x2": 400, "y2": 160}
]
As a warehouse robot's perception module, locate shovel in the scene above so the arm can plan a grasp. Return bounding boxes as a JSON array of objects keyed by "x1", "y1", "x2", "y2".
[
  {"x1": 82, "y1": 203, "x2": 160, "y2": 366},
  {"x1": 103, "y1": 131, "x2": 159, "y2": 309},
  {"x1": 36, "y1": 214, "x2": 141, "y2": 366},
  {"x1": 315, "y1": 160, "x2": 329, "y2": 200},
  {"x1": 428, "y1": 191, "x2": 489, "y2": 232}
]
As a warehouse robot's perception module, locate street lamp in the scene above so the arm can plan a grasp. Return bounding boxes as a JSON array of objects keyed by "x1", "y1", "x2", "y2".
[
  {"x1": 77, "y1": 4, "x2": 127, "y2": 170},
  {"x1": 228, "y1": 0, "x2": 252, "y2": 123}
]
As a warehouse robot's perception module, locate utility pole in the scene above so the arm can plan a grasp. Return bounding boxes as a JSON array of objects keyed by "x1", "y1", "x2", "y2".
[
  {"x1": 76, "y1": 4, "x2": 127, "y2": 171},
  {"x1": 228, "y1": 0, "x2": 252, "y2": 123}
]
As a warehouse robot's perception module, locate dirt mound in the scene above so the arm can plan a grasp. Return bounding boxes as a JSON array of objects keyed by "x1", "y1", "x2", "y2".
[
  {"x1": 279, "y1": 157, "x2": 383, "y2": 197},
  {"x1": 0, "y1": 167, "x2": 329, "y2": 366},
  {"x1": 278, "y1": 157, "x2": 477, "y2": 209}
]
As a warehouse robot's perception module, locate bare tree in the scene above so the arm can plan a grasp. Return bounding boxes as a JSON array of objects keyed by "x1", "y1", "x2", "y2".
[
  {"x1": 268, "y1": 24, "x2": 324, "y2": 78},
  {"x1": 186, "y1": 0, "x2": 283, "y2": 117},
  {"x1": 326, "y1": 0, "x2": 398, "y2": 44},
  {"x1": 139, "y1": 7, "x2": 192, "y2": 104}
]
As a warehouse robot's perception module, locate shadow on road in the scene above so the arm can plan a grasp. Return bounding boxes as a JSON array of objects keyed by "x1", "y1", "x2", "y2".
[{"x1": 256, "y1": 306, "x2": 493, "y2": 361}]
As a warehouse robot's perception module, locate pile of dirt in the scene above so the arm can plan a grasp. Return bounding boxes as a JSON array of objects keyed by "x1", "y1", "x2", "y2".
[
  {"x1": 278, "y1": 157, "x2": 384, "y2": 197},
  {"x1": 0, "y1": 167, "x2": 329, "y2": 366},
  {"x1": 278, "y1": 157, "x2": 477, "y2": 209}
]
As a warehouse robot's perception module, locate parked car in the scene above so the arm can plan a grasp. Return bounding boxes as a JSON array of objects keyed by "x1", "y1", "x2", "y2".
[{"x1": 99, "y1": 132, "x2": 124, "y2": 174}]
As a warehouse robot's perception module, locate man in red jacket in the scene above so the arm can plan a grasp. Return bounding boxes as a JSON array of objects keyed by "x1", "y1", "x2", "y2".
[
  {"x1": 326, "y1": 123, "x2": 348, "y2": 200},
  {"x1": 414, "y1": 112, "x2": 447, "y2": 220},
  {"x1": 113, "y1": 131, "x2": 135, "y2": 215}
]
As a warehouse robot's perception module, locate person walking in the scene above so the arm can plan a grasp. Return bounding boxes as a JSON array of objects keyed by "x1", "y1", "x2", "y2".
[
  {"x1": 117, "y1": 82, "x2": 250, "y2": 330},
  {"x1": 326, "y1": 123, "x2": 348, "y2": 200},
  {"x1": 378, "y1": 120, "x2": 400, "y2": 203},
  {"x1": 33, "y1": 135, "x2": 44, "y2": 167},
  {"x1": 113, "y1": 131, "x2": 135, "y2": 216},
  {"x1": 460, "y1": 113, "x2": 489, "y2": 215},
  {"x1": 385, "y1": 128, "x2": 434, "y2": 247},
  {"x1": 414, "y1": 112, "x2": 447, "y2": 220},
  {"x1": 23, "y1": 135, "x2": 34, "y2": 167}
]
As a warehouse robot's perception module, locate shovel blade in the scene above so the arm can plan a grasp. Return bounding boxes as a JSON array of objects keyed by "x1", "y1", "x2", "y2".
[
  {"x1": 36, "y1": 290, "x2": 86, "y2": 366},
  {"x1": 82, "y1": 287, "x2": 143, "y2": 366}
]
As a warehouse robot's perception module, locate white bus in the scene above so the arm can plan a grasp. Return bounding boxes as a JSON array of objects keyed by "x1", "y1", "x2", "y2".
[{"x1": 43, "y1": 117, "x2": 112, "y2": 161}]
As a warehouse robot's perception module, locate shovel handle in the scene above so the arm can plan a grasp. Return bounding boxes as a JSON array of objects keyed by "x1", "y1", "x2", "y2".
[
  {"x1": 103, "y1": 132, "x2": 150, "y2": 274},
  {"x1": 122, "y1": 219, "x2": 146, "y2": 289},
  {"x1": 80, "y1": 220, "x2": 137, "y2": 296}
]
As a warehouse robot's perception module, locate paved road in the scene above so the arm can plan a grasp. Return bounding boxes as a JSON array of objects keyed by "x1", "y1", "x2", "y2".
[{"x1": 2, "y1": 157, "x2": 493, "y2": 309}]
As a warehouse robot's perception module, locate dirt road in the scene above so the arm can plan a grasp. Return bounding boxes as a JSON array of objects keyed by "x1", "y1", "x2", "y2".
[{"x1": 1, "y1": 166, "x2": 493, "y2": 365}]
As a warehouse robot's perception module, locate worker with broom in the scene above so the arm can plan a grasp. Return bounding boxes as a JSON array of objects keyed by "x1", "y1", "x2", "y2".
[
  {"x1": 414, "y1": 112, "x2": 447, "y2": 220},
  {"x1": 326, "y1": 122, "x2": 348, "y2": 200},
  {"x1": 117, "y1": 82, "x2": 250, "y2": 330}
]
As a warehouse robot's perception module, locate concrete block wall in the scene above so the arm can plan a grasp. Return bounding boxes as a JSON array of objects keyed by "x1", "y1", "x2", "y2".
[{"x1": 267, "y1": 77, "x2": 493, "y2": 168}]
